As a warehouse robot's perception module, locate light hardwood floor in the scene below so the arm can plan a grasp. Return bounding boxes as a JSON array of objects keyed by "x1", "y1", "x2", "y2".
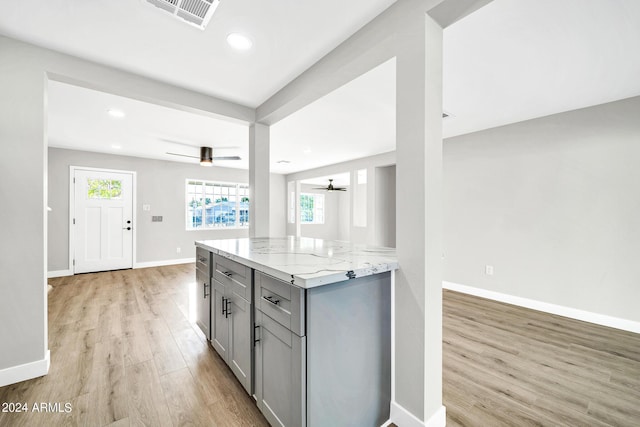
[
  {"x1": 444, "y1": 289, "x2": 640, "y2": 427},
  {"x1": 2, "y1": 267, "x2": 639, "y2": 426},
  {"x1": 0, "y1": 264, "x2": 268, "y2": 427}
]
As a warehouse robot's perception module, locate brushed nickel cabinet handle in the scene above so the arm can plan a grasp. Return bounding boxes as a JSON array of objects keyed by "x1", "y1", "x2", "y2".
[{"x1": 262, "y1": 295, "x2": 280, "y2": 306}]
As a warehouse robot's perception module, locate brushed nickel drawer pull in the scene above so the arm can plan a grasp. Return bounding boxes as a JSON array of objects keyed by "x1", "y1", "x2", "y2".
[{"x1": 263, "y1": 295, "x2": 280, "y2": 306}]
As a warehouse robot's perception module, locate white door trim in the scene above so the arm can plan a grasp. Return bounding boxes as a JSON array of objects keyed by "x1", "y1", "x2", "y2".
[{"x1": 69, "y1": 166, "x2": 137, "y2": 274}]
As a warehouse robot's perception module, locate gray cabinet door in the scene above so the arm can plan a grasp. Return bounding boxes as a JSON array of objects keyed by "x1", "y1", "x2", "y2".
[
  {"x1": 229, "y1": 295, "x2": 252, "y2": 394},
  {"x1": 195, "y1": 269, "x2": 210, "y2": 340},
  {"x1": 212, "y1": 279, "x2": 229, "y2": 360},
  {"x1": 255, "y1": 310, "x2": 305, "y2": 427}
]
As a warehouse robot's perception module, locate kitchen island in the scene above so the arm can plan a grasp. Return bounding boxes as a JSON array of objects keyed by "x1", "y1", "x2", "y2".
[{"x1": 195, "y1": 237, "x2": 397, "y2": 427}]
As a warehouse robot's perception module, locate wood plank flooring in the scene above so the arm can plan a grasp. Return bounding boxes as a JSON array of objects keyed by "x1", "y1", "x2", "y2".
[
  {"x1": 0, "y1": 265, "x2": 268, "y2": 427},
  {"x1": 2, "y1": 266, "x2": 639, "y2": 426},
  {"x1": 444, "y1": 289, "x2": 640, "y2": 427}
]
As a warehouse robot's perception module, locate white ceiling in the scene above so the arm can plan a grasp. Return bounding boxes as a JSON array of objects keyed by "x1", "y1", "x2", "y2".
[
  {"x1": 442, "y1": 0, "x2": 640, "y2": 138},
  {"x1": 301, "y1": 173, "x2": 351, "y2": 188},
  {"x1": 47, "y1": 80, "x2": 249, "y2": 169},
  {"x1": 4, "y1": 0, "x2": 640, "y2": 176},
  {"x1": 271, "y1": 59, "x2": 396, "y2": 174},
  {"x1": 0, "y1": 0, "x2": 396, "y2": 107}
]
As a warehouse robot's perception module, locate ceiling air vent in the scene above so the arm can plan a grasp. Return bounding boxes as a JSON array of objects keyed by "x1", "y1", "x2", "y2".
[{"x1": 145, "y1": 0, "x2": 221, "y2": 30}]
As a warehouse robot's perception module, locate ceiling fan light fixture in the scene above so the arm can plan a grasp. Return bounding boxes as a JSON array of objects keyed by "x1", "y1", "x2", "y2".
[{"x1": 200, "y1": 146, "x2": 213, "y2": 166}]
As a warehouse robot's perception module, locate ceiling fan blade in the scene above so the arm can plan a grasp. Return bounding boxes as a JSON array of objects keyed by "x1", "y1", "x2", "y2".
[
  {"x1": 160, "y1": 138, "x2": 240, "y2": 150},
  {"x1": 166, "y1": 152, "x2": 199, "y2": 159},
  {"x1": 212, "y1": 156, "x2": 242, "y2": 161},
  {"x1": 160, "y1": 138, "x2": 199, "y2": 147}
]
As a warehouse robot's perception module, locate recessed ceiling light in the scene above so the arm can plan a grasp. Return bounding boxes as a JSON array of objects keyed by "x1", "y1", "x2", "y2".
[
  {"x1": 111, "y1": 144, "x2": 122, "y2": 149},
  {"x1": 226, "y1": 33, "x2": 253, "y2": 50},
  {"x1": 107, "y1": 109, "x2": 125, "y2": 118},
  {"x1": 276, "y1": 160, "x2": 291, "y2": 164}
]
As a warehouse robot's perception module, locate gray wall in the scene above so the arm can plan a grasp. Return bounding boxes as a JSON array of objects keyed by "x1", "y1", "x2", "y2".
[
  {"x1": 298, "y1": 184, "x2": 346, "y2": 241},
  {"x1": 286, "y1": 151, "x2": 397, "y2": 245},
  {"x1": 444, "y1": 95, "x2": 640, "y2": 323},
  {"x1": 49, "y1": 148, "x2": 286, "y2": 270}
]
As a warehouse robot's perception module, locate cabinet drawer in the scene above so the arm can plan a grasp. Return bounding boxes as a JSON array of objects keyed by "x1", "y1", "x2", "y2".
[
  {"x1": 256, "y1": 271, "x2": 305, "y2": 336},
  {"x1": 214, "y1": 257, "x2": 251, "y2": 301},
  {"x1": 196, "y1": 247, "x2": 210, "y2": 274},
  {"x1": 215, "y1": 256, "x2": 250, "y2": 284}
]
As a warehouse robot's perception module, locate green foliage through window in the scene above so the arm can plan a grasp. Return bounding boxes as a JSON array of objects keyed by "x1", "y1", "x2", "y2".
[
  {"x1": 87, "y1": 179, "x2": 122, "y2": 199},
  {"x1": 300, "y1": 193, "x2": 324, "y2": 224}
]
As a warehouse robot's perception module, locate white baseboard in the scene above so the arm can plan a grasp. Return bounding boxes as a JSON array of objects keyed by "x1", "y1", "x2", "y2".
[
  {"x1": 443, "y1": 281, "x2": 640, "y2": 334},
  {"x1": 385, "y1": 402, "x2": 446, "y2": 427},
  {"x1": 47, "y1": 269, "x2": 72, "y2": 278},
  {"x1": 388, "y1": 401, "x2": 424, "y2": 427},
  {"x1": 134, "y1": 258, "x2": 194, "y2": 269},
  {"x1": 0, "y1": 350, "x2": 50, "y2": 387},
  {"x1": 48, "y1": 259, "x2": 195, "y2": 277},
  {"x1": 425, "y1": 406, "x2": 447, "y2": 427}
]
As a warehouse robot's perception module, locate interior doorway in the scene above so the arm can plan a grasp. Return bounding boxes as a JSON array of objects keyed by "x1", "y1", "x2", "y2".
[{"x1": 70, "y1": 167, "x2": 135, "y2": 273}]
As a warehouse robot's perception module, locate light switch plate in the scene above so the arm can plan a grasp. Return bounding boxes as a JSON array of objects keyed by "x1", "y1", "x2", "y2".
[
  {"x1": 143, "y1": 204, "x2": 151, "y2": 211},
  {"x1": 152, "y1": 216, "x2": 163, "y2": 222}
]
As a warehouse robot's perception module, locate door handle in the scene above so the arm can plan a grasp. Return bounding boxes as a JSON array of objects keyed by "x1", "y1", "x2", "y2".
[{"x1": 123, "y1": 227, "x2": 132, "y2": 230}]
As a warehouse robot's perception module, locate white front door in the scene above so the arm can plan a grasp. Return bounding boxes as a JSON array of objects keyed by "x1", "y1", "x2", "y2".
[{"x1": 73, "y1": 168, "x2": 134, "y2": 274}]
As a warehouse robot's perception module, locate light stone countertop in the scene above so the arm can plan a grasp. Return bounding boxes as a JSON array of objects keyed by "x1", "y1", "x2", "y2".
[{"x1": 195, "y1": 237, "x2": 398, "y2": 288}]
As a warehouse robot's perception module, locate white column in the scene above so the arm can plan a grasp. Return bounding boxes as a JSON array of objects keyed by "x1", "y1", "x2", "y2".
[
  {"x1": 0, "y1": 37, "x2": 48, "y2": 379},
  {"x1": 249, "y1": 123, "x2": 270, "y2": 238},
  {"x1": 394, "y1": 12, "x2": 444, "y2": 425}
]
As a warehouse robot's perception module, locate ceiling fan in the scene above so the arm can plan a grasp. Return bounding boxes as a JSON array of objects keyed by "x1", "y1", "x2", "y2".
[
  {"x1": 163, "y1": 138, "x2": 241, "y2": 166},
  {"x1": 313, "y1": 179, "x2": 347, "y2": 192}
]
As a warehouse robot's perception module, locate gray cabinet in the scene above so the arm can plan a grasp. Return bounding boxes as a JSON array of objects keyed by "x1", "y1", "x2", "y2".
[
  {"x1": 255, "y1": 309, "x2": 305, "y2": 427},
  {"x1": 195, "y1": 247, "x2": 211, "y2": 340},
  {"x1": 254, "y1": 270, "x2": 391, "y2": 427},
  {"x1": 210, "y1": 255, "x2": 253, "y2": 394},
  {"x1": 211, "y1": 277, "x2": 229, "y2": 359}
]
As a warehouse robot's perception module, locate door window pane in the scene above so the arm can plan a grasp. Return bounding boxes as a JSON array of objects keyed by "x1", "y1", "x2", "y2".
[{"x1": 87, "y1": 179, "x2": 122, "y2": 199}]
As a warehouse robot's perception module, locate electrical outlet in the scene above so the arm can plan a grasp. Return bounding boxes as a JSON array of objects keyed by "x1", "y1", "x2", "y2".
[
  {"x1": 176, "y1": 247, "x2": 181, "y2": 254},
  {"x1": 485, "y1": 265, "x2": 494, "y2": 276}
]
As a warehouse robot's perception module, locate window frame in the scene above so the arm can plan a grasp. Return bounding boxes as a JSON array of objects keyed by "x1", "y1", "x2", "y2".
[
  {"x1": 185, "y1": 179, "x2": 250, "y2": 231},
  {"x1": 299, "y1": 192, "x2": 325, "y2": 225}
]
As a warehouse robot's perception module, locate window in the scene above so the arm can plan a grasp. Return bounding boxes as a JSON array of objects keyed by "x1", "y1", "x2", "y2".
[
  {"x1": 300, "y1": 193, "x2": 324, "y2": 224},
  {"x1": 87, "y1": 179, "x2": 122, "y2": 199},
  {"x1": 186, "y1": 180, "x2": 249, "y2": 230}
]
